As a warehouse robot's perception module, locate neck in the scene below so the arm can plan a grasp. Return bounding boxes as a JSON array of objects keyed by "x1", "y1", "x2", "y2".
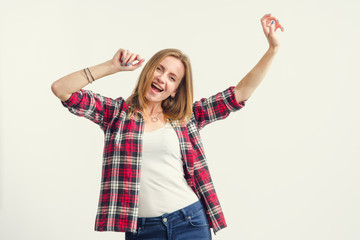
[{"x1": 144, "y1": 101, "x2": 163, "y2": 116}]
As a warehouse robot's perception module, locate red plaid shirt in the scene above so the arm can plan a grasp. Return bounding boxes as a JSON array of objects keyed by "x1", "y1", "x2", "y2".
[{"x1": 61, "y1": 86, "x2": 245, "y2": 234}]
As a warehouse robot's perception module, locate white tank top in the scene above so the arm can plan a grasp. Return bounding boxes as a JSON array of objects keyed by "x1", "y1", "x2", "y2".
[{"x1": 138, "y1": 122, "x2": 199, "y2": 217}]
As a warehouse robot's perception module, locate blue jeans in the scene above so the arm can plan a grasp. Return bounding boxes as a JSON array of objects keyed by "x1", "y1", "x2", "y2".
[{"x1": 125, "y1": 200, "x2": 212, "y2": 240}]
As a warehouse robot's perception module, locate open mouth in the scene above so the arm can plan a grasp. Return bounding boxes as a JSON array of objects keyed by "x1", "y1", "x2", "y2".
[{"x1": 151, "y1": 82, "x2": 164, "y2": 93}]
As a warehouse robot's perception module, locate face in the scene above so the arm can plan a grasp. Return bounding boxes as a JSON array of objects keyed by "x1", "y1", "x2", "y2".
[{"x1": 145, "y1": 56, "x2": 185, "y2": 105}]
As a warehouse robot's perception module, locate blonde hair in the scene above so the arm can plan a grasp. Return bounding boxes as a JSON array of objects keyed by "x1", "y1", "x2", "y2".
[{"x1": 126, "y1": 49, "x2": 193, "y2": 124}]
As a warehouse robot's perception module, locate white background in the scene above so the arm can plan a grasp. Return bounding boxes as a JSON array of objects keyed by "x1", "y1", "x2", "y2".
[{"x1": 1, "y1": 0, "x2": 359, "y2": 239}]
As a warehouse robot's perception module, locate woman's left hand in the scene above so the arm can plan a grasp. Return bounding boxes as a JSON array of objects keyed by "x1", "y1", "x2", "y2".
[{"x1": 261, "y1": 13, "x2": 284, "y2": 50}]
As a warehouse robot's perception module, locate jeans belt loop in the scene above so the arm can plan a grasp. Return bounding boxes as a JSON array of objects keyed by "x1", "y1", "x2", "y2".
[{"x1": 180, "y1": 208, "x2": 188, "y2": 221}]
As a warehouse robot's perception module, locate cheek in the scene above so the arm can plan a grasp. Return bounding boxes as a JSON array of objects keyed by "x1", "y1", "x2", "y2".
[{"x1": 167, "y1": 83, "x2": 178, "y2": 93}]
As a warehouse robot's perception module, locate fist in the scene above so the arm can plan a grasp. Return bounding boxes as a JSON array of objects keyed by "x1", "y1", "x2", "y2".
[
  {"x1": 111, "y1": 49, "x2": 145, "y2": 72},
  {"x1": 261, "y1": 13, "x2": 284, "y2": 49}
]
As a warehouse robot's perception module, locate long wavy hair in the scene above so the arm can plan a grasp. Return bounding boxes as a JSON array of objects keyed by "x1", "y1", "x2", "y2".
[{"x1": 126, "y1": 49, "x2": 193, "y2": 124}]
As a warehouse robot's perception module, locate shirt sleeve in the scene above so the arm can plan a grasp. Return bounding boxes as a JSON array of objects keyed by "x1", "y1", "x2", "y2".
[
  {"x1": 61, "y1": 89, "x2": 125, "y2": 130},
  {"x1": 192, "y1": 86, "x2": 246, "y2": 130}
]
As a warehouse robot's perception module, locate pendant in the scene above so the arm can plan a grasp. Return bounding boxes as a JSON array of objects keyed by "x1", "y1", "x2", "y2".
[{"x1": 151, "y1": 116, "x2": 158, "y2": 122}]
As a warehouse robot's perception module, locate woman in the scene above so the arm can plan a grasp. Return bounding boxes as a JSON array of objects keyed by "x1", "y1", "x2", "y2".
[{"x1": 51, "y1": 14, "x2": 283, "y2": 240}]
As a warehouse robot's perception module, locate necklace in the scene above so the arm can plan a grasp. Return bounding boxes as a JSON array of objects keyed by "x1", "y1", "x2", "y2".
[{"x1": 150, "y1": 112, "x2": 162, "y2": 122}]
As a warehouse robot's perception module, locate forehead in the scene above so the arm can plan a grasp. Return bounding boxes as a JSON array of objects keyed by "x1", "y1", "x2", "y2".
[{"x1": 159, "y1": 56, "x2": 185, "y2": 79}]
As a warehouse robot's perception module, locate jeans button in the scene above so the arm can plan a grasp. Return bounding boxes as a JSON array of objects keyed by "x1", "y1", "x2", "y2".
[{"x1": 163, "y1": 218, "x2": 167, "y2": 223}]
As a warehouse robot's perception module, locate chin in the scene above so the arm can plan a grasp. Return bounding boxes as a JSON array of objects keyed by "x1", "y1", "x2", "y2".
[{"x1": 145, "y1": 94, "x2": 163, "y2": 104}]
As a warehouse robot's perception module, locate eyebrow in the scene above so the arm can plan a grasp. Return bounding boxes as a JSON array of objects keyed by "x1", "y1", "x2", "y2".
[{"x1": 159, "y1": 64, "x2": 178, "y2": 79}]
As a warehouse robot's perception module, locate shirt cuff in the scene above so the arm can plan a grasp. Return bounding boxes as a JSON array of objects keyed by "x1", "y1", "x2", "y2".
[
  {"x1": 61, "y1": 90, "x2": 84, "y2": 108},
  {"x1": 224, "y1": 86, "x2": 246, "y2": 112}
]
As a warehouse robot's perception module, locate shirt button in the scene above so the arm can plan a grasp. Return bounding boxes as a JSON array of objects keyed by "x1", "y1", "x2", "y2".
[
  {"x1": 163, "y1": 218, "x2": 168, "y2": 223},
  {"x1": 188, "y1": 216, "x2": 191, "y2": 220}
]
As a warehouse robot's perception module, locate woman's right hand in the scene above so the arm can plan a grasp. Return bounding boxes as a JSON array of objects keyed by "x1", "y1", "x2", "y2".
[{"x1": 111, "y1": 49, "x2": 145, "y2": 72}]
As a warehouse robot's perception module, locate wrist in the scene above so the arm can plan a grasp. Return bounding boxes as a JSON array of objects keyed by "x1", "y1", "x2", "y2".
[
  {"x1": 268, "y1": 46, "x2": 279, "y2": 54},
  {"x1": 103, "y1": 60, "x2": 120, "y2": 75}
]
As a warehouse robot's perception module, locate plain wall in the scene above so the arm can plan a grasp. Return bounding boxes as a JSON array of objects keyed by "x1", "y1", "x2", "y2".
[{"x1": 1, "y1": 0, "x2": 359, "y2": 239}]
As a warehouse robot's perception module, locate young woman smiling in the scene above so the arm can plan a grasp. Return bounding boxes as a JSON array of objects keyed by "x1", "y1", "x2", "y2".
[{"x1": 51, "y1": 13, "x2": 284, "y2": 240}]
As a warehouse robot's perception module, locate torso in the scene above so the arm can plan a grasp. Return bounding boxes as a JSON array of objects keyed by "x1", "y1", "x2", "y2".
[{"x1": 138, "y1": 121, "x2": 199, "y2": 217}]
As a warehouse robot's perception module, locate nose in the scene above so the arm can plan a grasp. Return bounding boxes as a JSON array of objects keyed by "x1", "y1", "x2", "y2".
[{"x1": 157, "y1": 73, "x2": 165, "y2": 84}]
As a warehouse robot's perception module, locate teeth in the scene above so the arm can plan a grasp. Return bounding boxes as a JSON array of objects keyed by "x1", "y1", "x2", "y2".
[{"x1": 152, "y1": 83, "x2": 163, "y2": 91}]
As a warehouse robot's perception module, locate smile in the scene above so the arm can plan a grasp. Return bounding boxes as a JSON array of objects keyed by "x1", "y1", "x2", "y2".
[{"x1": 151, "y1": 82, "x2": 164, "y2": 93}]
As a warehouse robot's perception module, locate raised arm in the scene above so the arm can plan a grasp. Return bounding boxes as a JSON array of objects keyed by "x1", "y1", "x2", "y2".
[
  {"x1": 51, "y1": 49, "x2": 145, "y2": 101},
  {"x1": 234, "y1": 13, "x2": 284, "y2": 103}
]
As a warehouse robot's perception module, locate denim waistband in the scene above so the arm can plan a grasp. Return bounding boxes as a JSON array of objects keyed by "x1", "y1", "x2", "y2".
[{"x1": 137, "y1": 200, "x2": 203, "y2": 224}]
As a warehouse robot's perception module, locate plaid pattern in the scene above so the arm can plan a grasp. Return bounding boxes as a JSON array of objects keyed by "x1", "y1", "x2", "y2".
[{"x1": 61, "y1": 86, "x2": 245, "y2": 234}]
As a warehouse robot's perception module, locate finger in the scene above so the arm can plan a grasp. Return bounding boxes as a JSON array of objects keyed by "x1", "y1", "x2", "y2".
[
  {"x1": 275, "y1": 23, "x2": 283, "y2": 32},
  {"x1": 266, "y1": 17, "x2": 277, "y2": 27},
  {"x1": 122, "y1": 50, "x2": 131, "y2": 66},
  {"x1": 261, "y1": 17, "x2": 270, "y2": 35},
  {"x1": 129, "y1": 59, "x2": 145, "y2": 71},
  {"x1": 134, "y1": 58, "x2": 145, "y2": 66},
  {"x1": 260, "y1": 13, "x2": 272, "y2": 22},
  {"x1": 120, "y1": 49, "x2": 128, "y2": 65},
  {"x1": 273, "y1": 18, "x2": 284, "y2": 32},
  {"x1": 130, "y1": 54, "x2": 142, "y2": 66},
  {"x1": 275, "y1": 22, "x2": 284, "y2": 32},
  {"x1": 127, "y1": 53, "x2": 138, "y2": 67},
  {"x1": 261, "y1": 14, "x2": 271, "y2": 28},
  {"x1": 269, "y1": 20, "x2": 276, "y2": 36},
  {"x1": 266, "y1": 16, "x2": 284, "y2": 32}
]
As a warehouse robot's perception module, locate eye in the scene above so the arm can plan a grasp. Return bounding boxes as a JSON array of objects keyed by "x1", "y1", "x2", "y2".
[
  {"x1": 170, "y1": 77, "x2": 176, "y2": 81},
  {"x1": 156, "y1": 66, "x2": 161, "y2": 71}
]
